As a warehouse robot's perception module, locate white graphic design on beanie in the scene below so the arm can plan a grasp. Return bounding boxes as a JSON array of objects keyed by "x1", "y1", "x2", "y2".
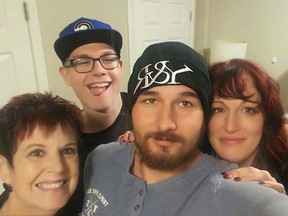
[{"x1": 133, "y1": 60, "x2": 193, "y2": 95}]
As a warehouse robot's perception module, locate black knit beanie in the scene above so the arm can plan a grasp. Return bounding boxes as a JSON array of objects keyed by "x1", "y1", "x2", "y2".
[{"x1": 127, "y1": 41, "x2": 211, "y2": 122}]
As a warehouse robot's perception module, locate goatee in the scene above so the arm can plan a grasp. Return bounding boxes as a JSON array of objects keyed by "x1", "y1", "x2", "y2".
[{"x1": 135, "y1": 131, "x2": 198, "y2": 171}]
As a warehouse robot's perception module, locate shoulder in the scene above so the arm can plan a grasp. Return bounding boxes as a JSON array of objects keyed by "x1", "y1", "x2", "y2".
[
  {"x1": 86, "y1": 142, "x2": 134, "y2": 165},
  {"x1": 120, "y1": 92, "x2": 128, "y2": 101},
  {"x1": 210, "y1": 175, "x2": 288, "y2": 215},
  {"x1": 120, "y1": 92, "x2": 129, "y2": 108},
  {"x1": 200, "y1": 154, "x2": 238, "y2": 171}
]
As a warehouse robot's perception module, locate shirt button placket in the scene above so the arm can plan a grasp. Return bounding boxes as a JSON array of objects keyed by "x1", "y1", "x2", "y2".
[
  {"x1": 134, "y1": 204, "x2": 141, "y2": 211},
  {"x1": 134, "y1": 187, "x2": 145, "y2": 215},
  {"x1": 139, "y1": 189, "x2": 144, "y2": 196}
]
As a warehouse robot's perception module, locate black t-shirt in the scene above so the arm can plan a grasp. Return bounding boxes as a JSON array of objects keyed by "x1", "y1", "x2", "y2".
[{"x1": 56, "y1": 92, "x2": 132, "y2": 215}]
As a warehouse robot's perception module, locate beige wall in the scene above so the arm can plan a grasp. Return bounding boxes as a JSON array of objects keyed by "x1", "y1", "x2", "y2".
[
  {"x1": 36, "y1": 0, "x2": 129, "y2": 107},
  {"x1": 195, "y1": 0, "x2": 288, "y2": 112},
  {"x1": 36, "y1": 0, "x2": 288, "y2": 112}
]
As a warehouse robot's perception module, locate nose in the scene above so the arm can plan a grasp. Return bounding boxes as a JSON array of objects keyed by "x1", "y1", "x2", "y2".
[
  {"x1": 156, "y1": 105, "x2": 177, "y2": 131},
  {"x1": 47, "y1": 153, "x2": 66, "y2": 174},
  {"x1": 224, "y1": 112, "x2": 240, "y2": 133},
  {"x1": 91, "y1": 60, "x2": 106, "y2": 76}
]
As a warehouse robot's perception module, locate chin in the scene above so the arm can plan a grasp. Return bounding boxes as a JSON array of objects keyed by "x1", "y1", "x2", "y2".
[{"x1": 41, "y1": 198, "x2": 69, "y2": 212}]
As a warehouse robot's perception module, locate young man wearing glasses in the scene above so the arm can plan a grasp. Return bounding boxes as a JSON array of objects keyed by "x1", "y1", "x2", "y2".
[{"x1": 54, "y1": 17, "x2": 131, "y2": 215}]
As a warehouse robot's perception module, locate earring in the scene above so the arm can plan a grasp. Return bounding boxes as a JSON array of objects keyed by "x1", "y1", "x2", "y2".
[
  {"x1": 3, "y1": 183, "x2": 12, "y2": 192},
  {"x1": 0, "y1": 183, "x2": 12, "y2": 208}
]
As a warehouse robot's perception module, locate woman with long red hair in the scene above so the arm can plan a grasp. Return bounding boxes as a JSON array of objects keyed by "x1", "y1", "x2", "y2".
[{"x1": 207, "y1": 58, "x2": 288, "y2": 192}]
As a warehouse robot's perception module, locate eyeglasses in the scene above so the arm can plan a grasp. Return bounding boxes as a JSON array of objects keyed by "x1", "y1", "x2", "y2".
[{"x1": 64, "y1": 54, "x2": 120, "y2": 73}]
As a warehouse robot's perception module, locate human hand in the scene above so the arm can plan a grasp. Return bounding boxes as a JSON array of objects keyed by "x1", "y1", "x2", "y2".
[
  {"x1": 117, "y1": 131, "x2": 135, "y2": 143},
  {"x1": 222, "y1": 166, "x2": 285, "y2": 194}
]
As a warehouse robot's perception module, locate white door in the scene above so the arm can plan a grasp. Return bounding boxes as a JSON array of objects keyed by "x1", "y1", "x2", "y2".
[
  {"x1": 0, "y1": 0, "x2": 48, "y2": 107},
  {"x1": 0, "y1": 0, "x2": 48, "y2": 193},
  {"x1": 128, "y1": 0, "x2": 195, "y2": 70}
]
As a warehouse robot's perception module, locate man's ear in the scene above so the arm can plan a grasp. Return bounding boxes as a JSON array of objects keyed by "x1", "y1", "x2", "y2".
[
  {"x1": 59, "y1": 67, "x2": 72, "y2": 86},
  {"x1": 0, "y1": 155, "x2": 11, "y2": 183},
  {"x1": 119, "y1": 59, "x2": 123, "y2": 68}
]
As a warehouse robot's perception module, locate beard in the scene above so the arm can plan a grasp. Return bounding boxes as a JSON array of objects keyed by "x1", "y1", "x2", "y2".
[{"x1": 134, "y1": 131, "x2": 200, "y2": 171}]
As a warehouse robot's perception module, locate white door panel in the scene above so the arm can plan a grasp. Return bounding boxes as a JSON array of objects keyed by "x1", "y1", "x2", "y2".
[
  {"x1": 0, "y1": 0, "x2": 37, "y2": 107},
  {"x1": 0, "y1": 54, "x2": 19, "y2": 104},
  {"x1": 128, "y1": 0, "x2": 195, "y2": 70}
]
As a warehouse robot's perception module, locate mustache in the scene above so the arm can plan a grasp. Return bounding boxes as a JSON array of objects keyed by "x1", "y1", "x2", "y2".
[{"x1": 145, "y1": 131, "x2": 184, "y2": 143}]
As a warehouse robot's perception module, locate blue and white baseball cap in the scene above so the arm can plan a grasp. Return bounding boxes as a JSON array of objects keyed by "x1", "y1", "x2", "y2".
[{"x1": 54, "y1": 17, "x2": 122, "y2": 64}]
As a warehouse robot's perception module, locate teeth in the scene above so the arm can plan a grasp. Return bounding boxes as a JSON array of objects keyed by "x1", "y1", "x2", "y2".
[
  {"x1": 37, "y1": 181, "x2": 64, "y2": 189},
  {"x1": 89, "y1": 83, "x2": 109, "y2": 88}
]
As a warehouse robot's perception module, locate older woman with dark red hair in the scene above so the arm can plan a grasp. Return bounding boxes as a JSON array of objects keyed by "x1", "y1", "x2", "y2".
[
  {"x1": 0, "y1": 92, "x2": 83, "y2": 215},
  {"x1": 207, "y1": 58, "x2": 288, "y2": 192}
]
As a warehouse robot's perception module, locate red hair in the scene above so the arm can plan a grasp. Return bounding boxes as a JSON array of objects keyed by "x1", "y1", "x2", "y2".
[
  {"x1": 0, "y1": 92, "x2": 83, "y2": 166},
  {"x1": 209, "y1": 59, "x2": 288, "y2": 181}
]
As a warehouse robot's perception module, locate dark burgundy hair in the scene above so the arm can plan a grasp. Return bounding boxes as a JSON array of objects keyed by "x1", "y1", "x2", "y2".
[
  {"x1": 208, "y1": 59, "x2": 288, "y2": 184},
  {"x1": 0, "y1": 92, "x2": 83, "y2": 166}
]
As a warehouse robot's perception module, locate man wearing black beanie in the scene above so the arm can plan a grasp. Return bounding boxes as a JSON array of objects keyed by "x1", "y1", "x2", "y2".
[
  {"x1": 127, "y1": 41, "x2": 211, "y2": 122},
  {"x1": 82, "y1": 41, "x2": 288, "y2": 216}
]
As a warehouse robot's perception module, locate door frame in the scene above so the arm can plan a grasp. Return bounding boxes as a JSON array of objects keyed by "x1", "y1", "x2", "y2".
[{"x1": 25, "y1": 0, "x2": 48, "y2": 90}]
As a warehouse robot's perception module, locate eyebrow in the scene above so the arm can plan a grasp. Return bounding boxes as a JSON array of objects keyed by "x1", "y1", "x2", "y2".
[
  {"x1": 24, "y1": 142, "x2": 78, "y2": 151},
  {"x1": 181, "y1": 91, "x2": 199, "y2": 98},
  {"x1": 65, "y1": 143, "x2": 78, "y2": 147},
  {"x1": 24, "y1": 143, "x2": 45, "y2": 151},
  {"x1": 213, "y1": 99, "x2": 260, "y2": 105},
  {"x1": 140, "y1": 91, "x2": 157, "y2": 96},
  {"x1": 140, "y1": 90, "x2": 199, "y2": 98},
  {"x1": 71, "y1": 51, "x2": 116, "y2": 59}
]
